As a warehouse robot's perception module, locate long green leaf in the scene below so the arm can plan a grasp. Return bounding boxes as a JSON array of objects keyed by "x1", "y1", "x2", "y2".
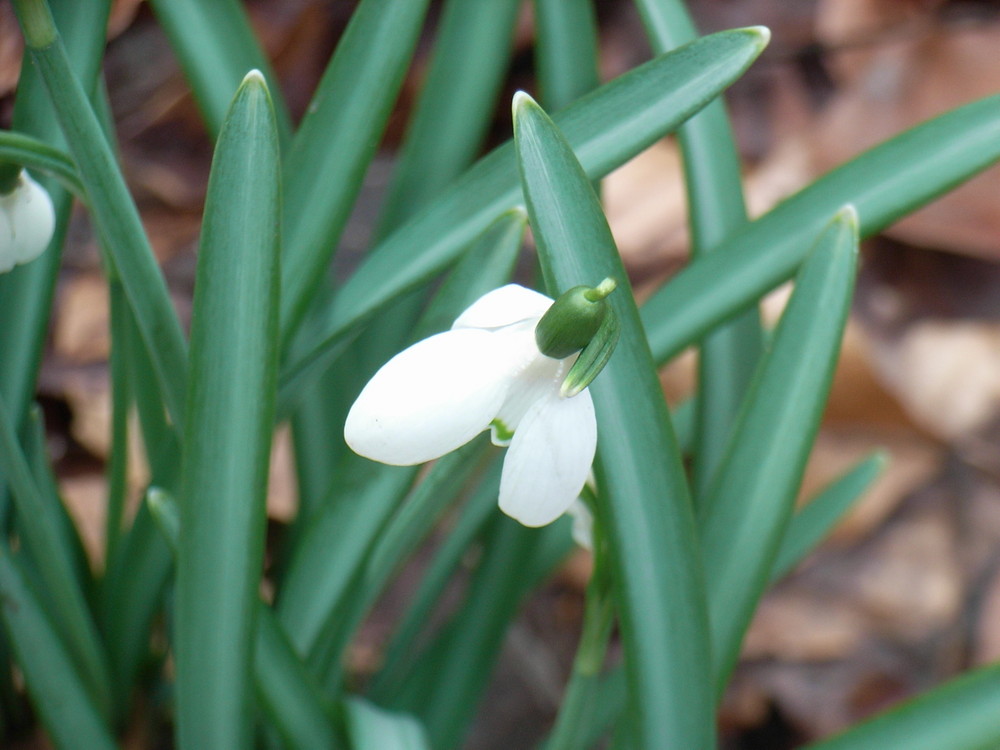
[
  {"x1": 13, "y1": 0, "x2": 189, "y2": 429},
  {"x1": 804, "y1": 664, "x2": 1000, "y2": 750},
  {"x1": 770, "y1": 451, "x2": 886, "y2": 582},
  {"x1": 514, "y1": 93, "x2": 714, "y2": 748},
  {"x1": 370, "y1": 459, "x2": 503, "y2": 702},
  {"x1": 699, "y1": 209, "x2": 858, "y2": 692},
  {"x1": 280, "y1": 0, "x2": 432, "y2": 339},
  {"x1": 0, "y1": 545, "x2": 116, "y2": 750},
  {"x1": 277, "y1": 211, "x2": 525, "y2": 666},
  {"x1": 0, "y1": 0, "x2": 111, "y2": 532},
  {"x1": 643, "y1": 94, "x2": 1000, "y2": 365},
  {"x1": 533, "y1": 0, "x2": 600, "y2": 110},
  {"x1": 147, "y1": 490, "x2": 343, "y2": 750},
  {"x1": 387, "y1": 515, "x2": 539, "y2": 750},
  {"x1": 636, "y1": 0, "x2": 764, "y2": 496},
  {"x1": 376, "y1": 0, "x2": 522, "y2": 236},
  {"x1": 0, "y1": 393, "x2": 111, "y2": 717},
  {"x1": 0, "y1": 131, "x2": 82, "y2": 195},
  {"x1": 174, "y1": 72, "x2": 281, "y2": 749},
  {"x1": 147, "y1": 0, "x2": 292, "y2": 144},
  {"x1": 279, "y1": 27, "x2": 770, "y2": 396},
  {"x1": 345, "y1": 698, "x2": 430, "y2": 750}
]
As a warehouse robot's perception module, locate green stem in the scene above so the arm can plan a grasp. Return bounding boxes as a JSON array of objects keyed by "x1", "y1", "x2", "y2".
[
  {"x1": 12, "y1": 0, "x2": 189, "y2": 431},
  {"x1": 0, "y1": 164, "x2": 21, "y2": 194},
  {"x1": 546, "y1": 520, "x2": 615, "y2": 750}
]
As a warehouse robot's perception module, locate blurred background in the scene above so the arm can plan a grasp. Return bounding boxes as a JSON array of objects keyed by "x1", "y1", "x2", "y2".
[{"x1": 3, "y1": 1, "x2": 1000, "y2": 747}]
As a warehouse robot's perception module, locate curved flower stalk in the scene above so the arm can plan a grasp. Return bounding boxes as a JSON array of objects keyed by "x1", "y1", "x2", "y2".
[
  {"x1": 345, "y1": 282, "x2": 617, "y2": 527},
  {"x1": 0, "y1": 169, "x2": 55, "y2": 273}
]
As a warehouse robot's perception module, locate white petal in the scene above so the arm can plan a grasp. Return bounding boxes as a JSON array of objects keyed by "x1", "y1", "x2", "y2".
[
  {"x1": 567, "y1": 499, "x2": 594, "y2": 550},
  {"x1": 452, "y1": 284, "x2": 552, "y2": 331},
  {"x1": 0, "y1": 208, "x2": 15, "y2": 273},
  {"x1": 345, "y1": 329, "x2": 513, "y2": 465},
  {"x1": 499, "y1": 388, "x2": 597, "y2": 527},
  {"x1": 7, "y1": 172, "x2": 54, "y2": 266}
]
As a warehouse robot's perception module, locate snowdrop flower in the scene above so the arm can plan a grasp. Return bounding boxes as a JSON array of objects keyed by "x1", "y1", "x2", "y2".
[
  {"x1": 345, "y1": 281, "x2": 618, "y2": 528},
  {"x1": 0, "y1": 169, "x2": 55, "y2": 274}
]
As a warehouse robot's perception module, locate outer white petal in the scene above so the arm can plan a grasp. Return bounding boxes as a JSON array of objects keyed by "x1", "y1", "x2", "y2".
[
  {"x1": 7, "y1": 172, "x2": 54, "y2": 266},
  {"x1": 345, "y1": 328, "x2": 513, "y2": 465},
  {"x1": 499, "y1": 388, "x2": 597, "y2": 527},
  {"x1": 0, "y1": 208, "x2": 15, "y2": 273},
  {"x1": 452, "y1": 284, "x2": 552, "y2": 331}
]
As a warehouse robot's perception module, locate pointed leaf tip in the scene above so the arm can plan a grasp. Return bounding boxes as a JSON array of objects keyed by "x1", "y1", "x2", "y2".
[
  {"x1": 512, "y1": 90, "x2": 539, "y2": 116},
  {"x1": 836, "y1": 203, "x2": 860, "y2": 230},
  {"x1": 240, "y1": 69, "x2": 268, "y2": 93},
  {"x1": 749, "y1": 25, "x2": 772, "y2": 47}
]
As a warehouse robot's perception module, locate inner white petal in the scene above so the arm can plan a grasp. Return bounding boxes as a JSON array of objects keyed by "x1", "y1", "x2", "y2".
[{"x1": 498, "y1": 388, "x2": 597, "y2": 527}]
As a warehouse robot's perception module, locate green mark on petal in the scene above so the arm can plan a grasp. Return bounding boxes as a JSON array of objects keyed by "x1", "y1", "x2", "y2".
[{"x1": 490, "y1": 418, "x2": 514, "y2": 445}]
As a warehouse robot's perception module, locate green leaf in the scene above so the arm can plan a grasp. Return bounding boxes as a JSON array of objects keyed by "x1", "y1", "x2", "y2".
[
  {"x1": 803, "y1": 664, "x2": 1000, "y2": 750},
  {"x1": 770, "y1": 451, "x2": 886, "y2": 582},
  {"x1": 0, "y1": 392, "x2": 111, "y2": 718},
  {"x1": 699, "y1": 209, "x2": 858, "y2": 692},
  {"x1": 643, "y1": 94, "x2": 1000, "y2": 365},
  {"x1": 147, "y1": 490, "x2": 343, "y2": 750},
  {"x1": 0, "y1": 131, "x2": 82, "y2": 195},
  {"x1": 532, "y1": 0, "x2": 600, "y2": 110},
  {"x1": 513, "y1": 93, "x2": 715, "y2": 748},
  {"x1": 100, "y1": 301, "x2": 177, "y2": 706},
  {"x1": 174, "y1": 72, "x2": 281, "y2": 749},
  {"x1": 280, "y1": 0, "x2": 433, "y2": 339},
  {"x1": 375, "y1": 0, "x2": 523, "y2": 236},
  {"x1": 280, "y1": 27, "x2": 770, "y2": 394},
  {"x1": 387, "y1": 516, "x2": 540, "y2": 750},
  {"x1": 635, "y1": 0, "x2": 764, "y2": 497},
  {"x1": 277, "y1": 464, "x2": 418, "y2": 663},
  {"x1": 146, "y1": 0, "x2": 292, "y2": 144},
  {"x1": 345, "y1": 698, "x2": 430, "y2": 750},
  {"x1": 370, "y1": 459, "x2": 503, "y2": 702},
  {"x1": 0, "y1": 545, "x2": 115, "y2": 750},
  {"x1": 14, "y1": 0, "x2": 189, "y2": 430},
  {"x1": 0, "y1": 0, "x2": 111, "y2": 527}
]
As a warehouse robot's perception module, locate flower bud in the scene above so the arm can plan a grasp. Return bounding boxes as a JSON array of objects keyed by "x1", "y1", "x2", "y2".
[
  {"x1": 535, "y1": 278, "x2": 617, "y2": 359},
  {"x1": 0, "y1": 170, "x2": 55, "y2": 273}
]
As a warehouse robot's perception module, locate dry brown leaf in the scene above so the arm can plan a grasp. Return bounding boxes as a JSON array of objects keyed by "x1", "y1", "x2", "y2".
[{"x1": 53, "y1": 274, "x2": 111, "y2": 364}]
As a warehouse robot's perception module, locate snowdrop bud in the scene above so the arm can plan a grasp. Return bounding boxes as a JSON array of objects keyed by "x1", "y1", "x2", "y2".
[
  {"x1": 535, "y1": 277, "x2": 617, "y2": 359},
  {"x1": 0, "y1": 170, "x2": 55, "y2": 273}
]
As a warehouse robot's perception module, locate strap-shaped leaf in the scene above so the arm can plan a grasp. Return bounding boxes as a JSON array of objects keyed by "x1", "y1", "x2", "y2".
[
  {"x1": 279, "y1": 27, "x2": 770, "y2": 396},
  {"x1": 0, "y1": 545, "x2": 116, "y2": 750},
  {"x1": 804, "y1": 664, "x2": 1000, "y2": 750},
  {"x1": 643, "y1": 94, "x2": 1000, "y2": 365},
  {"x1": 174, "y1": 72, "x2": 281, "y2": 749},
  {"x1": 514, "y1": 92, "x2": 715, "y2": 748},
  {"x1": 699, "y1": 209, "x2": 858, "y2": 691}
]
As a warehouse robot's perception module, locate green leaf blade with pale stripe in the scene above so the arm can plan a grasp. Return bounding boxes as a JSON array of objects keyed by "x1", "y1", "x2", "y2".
[
  {"x1": 699, "y1": 209, "x2": 859, "y2": 691},
  {"x1": 643, "y1": 94, "x2": 1000, "y2": 365},
  {"x1": 174, "y1": 72, "x2": 281, "y2": 749},
  {"x1": 514, "y1": 92, "x2": 715, "y2": 749}
]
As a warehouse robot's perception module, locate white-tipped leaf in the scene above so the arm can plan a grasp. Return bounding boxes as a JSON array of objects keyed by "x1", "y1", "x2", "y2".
[
  {"x1": 499, "y1": 388, "x2": 597, "y2": 526},
  {"x1": 345, "y1": 328, "x2": 514, "y2": 465},
  {"x1": 452, "y1": 283, "x2": 552, "y2": 330}
]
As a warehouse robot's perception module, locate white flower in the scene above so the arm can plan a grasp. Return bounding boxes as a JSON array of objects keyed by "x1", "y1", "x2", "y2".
[
  {"x1": 0, "y1": 170, "x2": 55, "y2": 274},
  {"x1": 345, "y1": 284, "x2": 598, "y2": 528}
]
